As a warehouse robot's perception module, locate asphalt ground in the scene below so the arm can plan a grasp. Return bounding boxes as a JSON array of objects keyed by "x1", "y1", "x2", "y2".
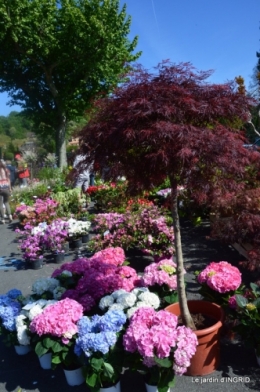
[{"x1": 0, "y1": 217, "x2": 260, "y2": 392}]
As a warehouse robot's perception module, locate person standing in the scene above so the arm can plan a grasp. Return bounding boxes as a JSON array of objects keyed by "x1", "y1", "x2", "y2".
[
  {"x1": 73, "y1": 154, "x2": 92, "y2": 192},
  {"x1": 15, "y1": 154, "x2": 30, "y2": 188},
  {"x1": 5, "y1": 160, "x2": 16, "y2": 187},
  {"x1": 0, "y1": 160, "x2": 12, "y2": 224}
]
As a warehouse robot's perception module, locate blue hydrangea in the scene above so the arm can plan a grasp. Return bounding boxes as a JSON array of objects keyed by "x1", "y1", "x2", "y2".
[
  {"x1": 99, "y1": 309, "x2": 126, "y2": 333},
  {"x1": 75, "y1": 310, "x2": 126, "y2": 359},
  {"x1": 6, "y1": 289, "x2": 22, "y2": 299},
  {"x1": 0, "y1": 295, "x2": 11, "y2": 306},
  {"x1": 0, "y1": 304, "x2": 21, "y2": 331},
  {"x1": 77, "y1": 316, "x2": 93, "y2": 334}
]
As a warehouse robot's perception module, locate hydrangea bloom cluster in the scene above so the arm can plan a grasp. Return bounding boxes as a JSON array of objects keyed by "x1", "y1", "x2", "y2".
[
  {"x1": 51, "y1": 248, "x2": 141, "y2": 312},
  {"x1": 61, "y1": 263, "x2": 140, "y2": 311},
  {"x1": 15, "y1": 299, "x2": 58, "y2": 345},
  {"x1": 141, "y1": 258, "x2": 180, "y2": 290},
  {"x1": 123, "y1": 307, "x2": 198, "y2": 376},
  {"x1": 32, "y1": 277, "x2": 60, "y2": 297},
  {"x1": 21, "y1": 299, "x2": 58, "y2": 321},
  {"x1": 197, "y1": 261, "x2": 242, "y2": 293},
  {"x1": 74, "y1": 309, "x2": 127, "y2": 357},
  {"x1": 30, "y1": 298, "x2": 83, "y2": 344},
  {"x1": 99, "y1": 287, "x2": 160, "y2": 318},
  {"x1": 90, "y1": 247, "x2": 125, "y2": 267},
  {"x1": 15, "y1": 315, "x2": 31, "y2": 345},
  {"x1": 0, "y1": 289, "x2": 22, "y2": 331}
]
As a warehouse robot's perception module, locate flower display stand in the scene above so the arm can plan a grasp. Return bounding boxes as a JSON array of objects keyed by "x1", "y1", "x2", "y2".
[
  {"x1": 165, "y1": 300, "x2": 224, "y2": 376},
  {"x1": 63, "y1": 367, "x2": 85, "y2": 386}
]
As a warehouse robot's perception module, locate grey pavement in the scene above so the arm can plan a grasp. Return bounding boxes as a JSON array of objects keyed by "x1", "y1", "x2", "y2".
[{"x1": 0, "y1": 218, "x2": 260, "y2": 392}]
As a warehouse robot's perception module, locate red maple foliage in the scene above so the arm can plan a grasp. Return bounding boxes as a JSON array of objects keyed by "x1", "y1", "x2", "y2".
[{"x1": 79, "y1": 62, "x2": 258, "y2": 328}]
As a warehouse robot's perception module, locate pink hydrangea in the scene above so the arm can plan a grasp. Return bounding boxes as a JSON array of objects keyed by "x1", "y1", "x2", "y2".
[
  {"x1": 54, "y1": 248, "x2": 140, "y2": 312},
  {"x1": 197, "y1": 261, "x2": 242, "y2": 293},
  {"x1": 141, "y1": 258, "x2": 181, "y2": 290},
  {"x1": 30, "y1": 298, "x2": 83, "y2": 344},
  {"x1": 89, "y1": 247, "x2": 125, "y2": 267},
  {"x1": 123, "y1": 308, "x2": 197, "y2": 375}
]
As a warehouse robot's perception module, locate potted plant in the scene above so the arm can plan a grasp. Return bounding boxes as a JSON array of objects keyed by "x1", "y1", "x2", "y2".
[
  {"x1": 0, "y1": 289, "x2": 26, "y2": 353},
  {"x1": 43, "y1": 219, "x2": 69, "y2": 263},
  {"x1": 18, "y1": 231, "x2": 45, "y2": 269},
  {"x1": 29, "y1": 298, "x2": 84, "y2": 377},
  {"x1": 98, "y1": 287, "x2": 161, "y2": 318},
  {"x1": 67, "y1": 218, "x2": 84, "y2": 248},
  {"x1": 79, "y1": 62, "x2": 255, "y2": 374},
  {"x1": 123, "y1": 307, "x2": 197, "y2": 392},
  {"x1": 74, "y1": 308, "x2": 127, "y2": 392},
  {"x1": 140, "y1": 258, "x2": 179, "y2": 307},
  {"x1": 228, "y1": 282, "x2": 260, "y2": 366}
]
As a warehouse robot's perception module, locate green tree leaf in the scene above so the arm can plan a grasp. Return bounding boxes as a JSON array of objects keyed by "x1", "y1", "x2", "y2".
[{"x1": 0, "y1": 0, "x2": 140, "y2": 167}]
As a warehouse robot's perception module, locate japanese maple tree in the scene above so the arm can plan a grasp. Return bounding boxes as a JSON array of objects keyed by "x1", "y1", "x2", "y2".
[{"x1": 79, "y1": 62, "x2": 257, "y2": 329}]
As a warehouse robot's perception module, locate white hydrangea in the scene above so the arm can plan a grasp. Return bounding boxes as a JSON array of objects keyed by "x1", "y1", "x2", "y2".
[
  {"x1": 99, "y1": 295, "x2": 115, "y2": 310},
  {"x1": 116, "y1": 293, "x2": 137, "y2": 309},
  {"x1": 111, "y1": 289, "x2": 128, "y2": 299},
  {"x1": 15, "y1": 315, "x2": 30, "y2": 345},
  {"x1": 109, "y1": 303, "x2": 125, "y2": 311},
  {"x1": 28, "y1": 304, "x2": 44, "y2": 320},
  {"x1": 127, "y1": 306, "x2": 140, "y2": 319},
  {"x1": 131, "y1": 287, "x2": 149, "y2": 295},
  {"x1": 21, "y1": 299, "x2": 58, "y2": 321},
  {"x1": 138, "y1": 292, "x2": 160, "y2": 309},
  {"x1": 32, "y1": 277, "x2": 60, "y2": 295}
]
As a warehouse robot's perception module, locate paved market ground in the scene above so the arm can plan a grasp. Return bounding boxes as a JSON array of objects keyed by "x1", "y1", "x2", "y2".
[{"x1": 1, "y1": 217, "x2": 260, "y2": 392}]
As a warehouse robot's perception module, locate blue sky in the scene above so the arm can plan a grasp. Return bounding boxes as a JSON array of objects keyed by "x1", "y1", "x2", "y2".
[{"x1": 0, "y1": 0, "x2": 259, "y2": 116}]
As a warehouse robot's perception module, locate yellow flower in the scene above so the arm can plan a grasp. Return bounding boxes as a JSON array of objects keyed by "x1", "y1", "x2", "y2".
[{"x1": 246, "y1": 303, "x2": 256, "y2": 311}]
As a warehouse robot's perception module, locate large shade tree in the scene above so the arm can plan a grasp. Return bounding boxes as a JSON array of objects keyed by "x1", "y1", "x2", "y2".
[
  {"x1": 0, "y1": 0, "x2": 140, "y2": 167},
  {"x1": 79, "y1": 62, "x2": 258, "y2": 329}
]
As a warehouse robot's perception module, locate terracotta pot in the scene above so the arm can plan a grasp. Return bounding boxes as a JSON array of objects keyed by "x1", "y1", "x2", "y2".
[{"x1": 165, "y1": 300, "x2": 224, "y2": 376}]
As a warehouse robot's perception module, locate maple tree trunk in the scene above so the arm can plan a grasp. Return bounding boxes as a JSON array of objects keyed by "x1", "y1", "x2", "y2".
[{"x1": 170, "y1": 177, "x2": 196, "y2": 330}]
